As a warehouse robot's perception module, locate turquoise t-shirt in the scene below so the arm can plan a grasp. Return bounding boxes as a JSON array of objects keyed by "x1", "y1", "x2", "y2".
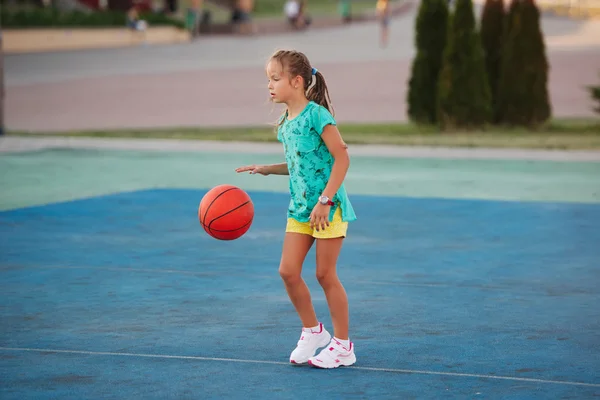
[{"x1": 276, "y1": 101, "x2": 357, "y2": 223}]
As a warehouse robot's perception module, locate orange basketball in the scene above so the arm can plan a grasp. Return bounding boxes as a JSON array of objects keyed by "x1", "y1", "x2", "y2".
[{"x1": 198, "y1": 184, "x2": 254, "y2": 240}]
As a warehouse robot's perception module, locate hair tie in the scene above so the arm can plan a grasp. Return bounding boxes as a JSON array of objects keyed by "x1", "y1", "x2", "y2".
[{"x1": 311, "y1": 67, "x2": 318, "y2": 76}]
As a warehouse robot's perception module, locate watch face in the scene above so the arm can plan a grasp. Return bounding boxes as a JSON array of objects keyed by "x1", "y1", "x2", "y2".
[{"x1": 319, "y1": 196, "x2": 328, "y2": 204}]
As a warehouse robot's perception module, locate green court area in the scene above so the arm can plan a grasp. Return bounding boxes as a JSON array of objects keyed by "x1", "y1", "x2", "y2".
[{"x1": 1, "y1": 146, "x2": 599, "y2": 211}]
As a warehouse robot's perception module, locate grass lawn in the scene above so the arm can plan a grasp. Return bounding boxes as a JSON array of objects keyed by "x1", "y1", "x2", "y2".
[
  {"x1": 184, "y1": 0, "x2": 393, "y2": 23},
  {"x1": 8, "y1": 119, "x2": 600, "y2": 150},
  {"x1": 252, "y1": 0, "x2": 387, "y2": 18}
]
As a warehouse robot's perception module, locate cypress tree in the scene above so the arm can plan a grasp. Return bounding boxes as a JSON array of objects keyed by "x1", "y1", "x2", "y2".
[
  {"x1": 407, "y1": 0, "x2": 450, "y2": 124},
  {"x1": 437, "y1": 0, "x2": 491, "y2": 129},
  {"x1": 587, "y1": 73, "x2": 600, "y2": 114},
  {"x1": 480, "y1": 0, "x2": 505, "y2": 123},
  {"x1": 497, "y1": 0, "x2": 551, "y2": 128}
]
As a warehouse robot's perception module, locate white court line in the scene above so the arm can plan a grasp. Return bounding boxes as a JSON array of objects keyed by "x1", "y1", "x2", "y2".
[{"x1": 1, "y1": 347, "x2": 599, "y2": 388}]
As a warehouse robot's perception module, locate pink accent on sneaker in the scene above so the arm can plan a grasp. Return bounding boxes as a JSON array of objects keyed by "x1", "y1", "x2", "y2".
[
  {"x1": 333, "y1": 339, "x2": 352, "y2": 351},
  {"x1": 302, "y1": 322, "x2": 323, "y2": 334},
  {"x1": 290, "y1": 323, "x2": 332, "y2": 365},
  {"x1": 299, "y1": 324, "x2": 322, "y2": 341},
  {"x1": 308, "y1": 338, "x2": 357, "y2": 369},
  {"x1": 311, "y1": 323, "x2": 323, "y2": 334}
]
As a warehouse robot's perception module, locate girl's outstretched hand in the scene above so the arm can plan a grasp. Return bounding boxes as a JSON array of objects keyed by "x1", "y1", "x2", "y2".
[{"x1": 235, "y1": 164, "x2": 270, "y2": 176}]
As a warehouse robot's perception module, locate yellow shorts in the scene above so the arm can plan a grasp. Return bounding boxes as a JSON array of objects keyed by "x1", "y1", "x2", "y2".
[{"x1": 285, "y1": 207, "x2": 348, "y2": 239}]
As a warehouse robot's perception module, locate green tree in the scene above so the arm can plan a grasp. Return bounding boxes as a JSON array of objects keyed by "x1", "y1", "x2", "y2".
[
  {"x1": 407, "y1": 0, "x2": 450, "y2": 124},
  {"x1": 587, "y1": 73, "x2": 600, "y2": 114},
  {"x1": 437, "y1": 0, "x2": 491, "y2": 129},
  {"x1": 480, "y1": 0, "x2": 505, "y2": 123},
  {"x1": 497, "y1": 0, "x2": 551, "y2": 128}
]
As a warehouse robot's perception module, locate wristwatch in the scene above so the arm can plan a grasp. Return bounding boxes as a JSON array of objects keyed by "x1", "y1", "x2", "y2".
[{"x1": 318, "y1": 195, "x2": 335, "y2": 206}]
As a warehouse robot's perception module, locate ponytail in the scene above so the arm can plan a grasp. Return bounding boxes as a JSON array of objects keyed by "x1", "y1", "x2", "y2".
[{"x1": 306, "y1": 71, "x2": 335, "y2": 117}]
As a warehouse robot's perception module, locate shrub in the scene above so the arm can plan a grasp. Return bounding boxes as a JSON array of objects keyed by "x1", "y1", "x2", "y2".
[
  {"x1": 480, "y1": 0, "x2": 505, "y2": 123},
  {"x1": 0, "y1": 6, "x2": 185, "y2": 29},
  {"x1": 587, "y1": 74, "x2": 600, "y2": 115},
  {"x1": 437, "y1": 0, "x2": 491, "y2": 129},
  {"x1": 497, "y1": 0, "x2": 551, "y2": 128},
  {"x1": 407, "y1": 0, "x2": 450, "y2": 124}
]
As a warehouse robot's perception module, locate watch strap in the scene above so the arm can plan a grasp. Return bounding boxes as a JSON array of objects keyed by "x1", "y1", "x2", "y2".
[{"x1": 319, "y1": 196, "x2": 335, "y2": 206}]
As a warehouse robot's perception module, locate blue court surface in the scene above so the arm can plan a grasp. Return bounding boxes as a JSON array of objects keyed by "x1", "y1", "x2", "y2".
[{"x1": 1, "y1": 188, "x2": 599, "y2": 399}]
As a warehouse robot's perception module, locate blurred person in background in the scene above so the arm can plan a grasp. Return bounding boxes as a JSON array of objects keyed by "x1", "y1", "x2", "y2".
[
  {"x1": 186, "y1": 0, "x2": 205, "y2": 38},
  {"x1": 339, "y1": 0, "x2": 352, "y2": 23},
  {"x1": 284, "y1": 0, "x2": 311, "y2": 30},
  {"x1": 126, "y1": 5, "x2": 148, "y2": 33},
  {"x1": 376, "y1": 0, "x2": 390, "y2": 47},
  {"x1": 233, "y1": 0, "x2": 256, "y2": 34}
]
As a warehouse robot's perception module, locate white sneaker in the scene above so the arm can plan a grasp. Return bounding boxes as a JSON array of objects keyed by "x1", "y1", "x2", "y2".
[
  {"x1": 289, "y1": 322, "x2": 332, "y2": 364},
  {"x1": 308, "y1": 338, "x2": 356, "y2": 369}
]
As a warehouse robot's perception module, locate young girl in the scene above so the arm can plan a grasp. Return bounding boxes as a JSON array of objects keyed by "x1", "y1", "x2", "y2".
[{"x1": 235, "y1": 50, "x2": 357, "y2": 369}]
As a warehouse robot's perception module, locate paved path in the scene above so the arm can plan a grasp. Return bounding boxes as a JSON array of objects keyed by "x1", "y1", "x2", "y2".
[{"x1": 4, "y1": 3, "x2": 600, "y2": 132}]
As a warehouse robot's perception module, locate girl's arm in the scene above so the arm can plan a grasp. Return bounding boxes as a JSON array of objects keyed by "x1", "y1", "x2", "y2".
[
  {"x1": 265, "y1": 163, "x2": 289, "y2": 175},
  {"x1": 235, "y1": 163, "x2": 289, "y2": 176},
  {"x1": 320, "y1": 125, "x2": 350, "y2": 199}
]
